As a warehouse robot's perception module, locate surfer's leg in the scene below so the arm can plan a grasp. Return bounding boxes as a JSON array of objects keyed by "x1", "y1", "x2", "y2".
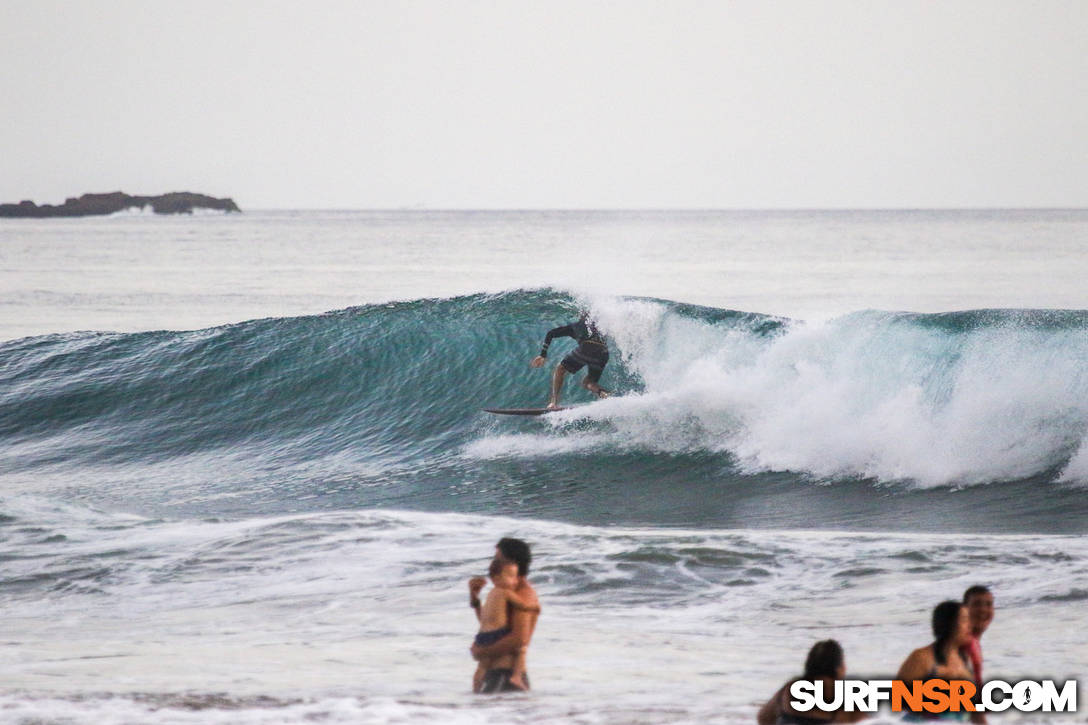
[
  {"x1": 582, "y1": 379, "x2": 609, "y2": 398},
  {"x1": 581, "y1": 364, "x2": 609, "y2": 398},
  {"x1": 548, "y1": 364, "x2": 568, "y2": 410},
  {"x1": 552, "y1": 353, "x2": 587, "y2": 409}
]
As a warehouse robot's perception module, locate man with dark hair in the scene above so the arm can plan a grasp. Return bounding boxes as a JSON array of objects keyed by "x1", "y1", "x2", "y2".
[
  {"x1": 496, "y1": 537, "x2": 531, "y2": 576},
  {"x1": 468, "y1": 537, "x2": 540, "y2": 693},
  {"x1": 963, "y1": 585, "x2": 994, "y2": 725},
  {"x1": 962, "y1": 585, "x2": 994, "y2": 682}
]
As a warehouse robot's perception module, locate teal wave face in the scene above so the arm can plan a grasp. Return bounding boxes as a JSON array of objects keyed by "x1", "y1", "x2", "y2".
[
  {"x1": 1, "y1": 292, "x2": 1085, "y2": 531},
  {"x1": 0, "y1": 291, "x2": 787, "y2": 468}
]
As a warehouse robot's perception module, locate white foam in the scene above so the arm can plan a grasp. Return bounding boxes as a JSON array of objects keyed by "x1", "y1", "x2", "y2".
[
  {"x1": 462, "y1": 432, "x2": 608, "y2": 459},
  {"x1": 485, "y1": 297, "x2": 1088, "y2": 488},
  {"x1": 108, "y1": 204, "x2": 156, "y2": 216},
  {"x1": 0, "y1": 694, "x2": 498, "y2": 725},
  {"x1": 1058, "y1": 434, "x2": 1088, "y2": 486},
  {"x1": 106, "y1": 205, "x2": 231, "y2": 217},
  {"x1": 2, "y1": 502, "x2": 1085, "y2": 723}
]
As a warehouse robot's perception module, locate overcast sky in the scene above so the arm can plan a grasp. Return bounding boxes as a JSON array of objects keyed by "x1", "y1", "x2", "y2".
[{"x1": 2, "y1": 1, "x2": 1086, "y2": 209}]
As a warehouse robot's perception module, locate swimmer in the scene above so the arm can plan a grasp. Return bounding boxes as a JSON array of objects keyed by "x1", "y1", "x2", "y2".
[
  {"x1": 961, "y1": 585, "x2": 993, "y2": 684},
  {"x1": 961, "y1": 586, "x2": 994, "y2": 724},
  {"x1": 757, "y1": 639, "x2": 866, "y2": 724},
  {"x1": 470, "y1": 558, "x2": 539, "y2": 693},
  {"x1": 896, "y1": 601, "x2": 975, "y2": 721},
  {"x1": 469, "y1": 537, "x2": 541, "y2": 693}
]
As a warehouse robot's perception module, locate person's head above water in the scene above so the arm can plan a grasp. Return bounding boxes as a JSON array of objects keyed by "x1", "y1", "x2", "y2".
[
  {"x1": 488, "y1": 558, "x2": 520, "y2": 590},
  {"x1": 963, "y1": 585, "x2": 994, "y2": 637},
  {"x1": 803, "y1": 639, "x2": 845, "y2": 679},
  {"x1": 495, "y1": 537, "x2": 531, "y2": 577},
  {"x1": 932, "y1": 600, "x2": 971, "y2": 662}
]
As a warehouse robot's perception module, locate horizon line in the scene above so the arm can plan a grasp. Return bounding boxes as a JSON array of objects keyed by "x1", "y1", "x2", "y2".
[{"x1": 241, "y1": 205, "x2": 1088, "y2": 212}]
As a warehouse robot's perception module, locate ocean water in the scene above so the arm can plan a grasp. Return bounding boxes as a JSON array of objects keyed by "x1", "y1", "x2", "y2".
[{"x1": 0, "y1": 210, "x2": 1085, "y2": 724}]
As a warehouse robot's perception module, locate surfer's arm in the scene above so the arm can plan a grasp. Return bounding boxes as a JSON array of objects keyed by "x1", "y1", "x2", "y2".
[{"x1": 539, "y1": 324, "x2": 575, "y2": 358}]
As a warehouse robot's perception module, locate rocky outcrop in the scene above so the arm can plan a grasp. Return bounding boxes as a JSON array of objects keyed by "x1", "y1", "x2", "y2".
[{"x1": 0, "y1": 192, "x2": 241, "y2": 217}]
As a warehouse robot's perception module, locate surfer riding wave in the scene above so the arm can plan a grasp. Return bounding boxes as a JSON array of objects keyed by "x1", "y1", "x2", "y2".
[{"x1": 530, "y1": 311, "x2": 610, "y2": 410}]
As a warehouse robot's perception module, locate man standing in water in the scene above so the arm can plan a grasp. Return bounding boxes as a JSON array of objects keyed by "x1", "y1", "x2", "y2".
[
  {"x1": 530, "y1": 311, "x2": 610, "y2": 410},
  {"x1": 963, "y1": 585, "x2": 994, "y2": 681},
  {"x1": 468, "y1": 538, "x2": 540, "y2": 693},
  {"x1": 963, "y1": 585, "x2": 994, "y2": 724}
]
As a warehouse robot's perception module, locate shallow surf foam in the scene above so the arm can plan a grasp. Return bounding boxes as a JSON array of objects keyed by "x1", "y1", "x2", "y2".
[{"x1": 2, "y1": 500, "x2": 1085, "y2": 723}]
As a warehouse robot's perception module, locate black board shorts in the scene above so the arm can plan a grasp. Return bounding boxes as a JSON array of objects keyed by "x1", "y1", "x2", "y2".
[
  {"x1": 474, "y1": 627, "x2": 511, "y2": 646},
  {"x1": 560, "y1": 344, "x2": 609, "y2": 382},
  {"x1": 477, "y1": 668, "x2": 530, "y2": 694}
]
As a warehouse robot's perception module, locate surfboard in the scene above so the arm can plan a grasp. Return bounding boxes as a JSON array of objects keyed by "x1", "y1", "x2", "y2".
[{"x1": 483, "y1": 407, "x2": 567, "y2": 416}]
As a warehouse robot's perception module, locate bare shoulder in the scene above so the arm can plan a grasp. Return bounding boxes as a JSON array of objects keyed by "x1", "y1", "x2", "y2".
[
  {"x1": 897, "y1": 646, "x2": 934, "y2": 680},
  {"x1": 908, "y1": 645, "x2": 934, "y2": 664},
  {"x1": 516, "y1": 578, "x2": 539, "y2": 604}
]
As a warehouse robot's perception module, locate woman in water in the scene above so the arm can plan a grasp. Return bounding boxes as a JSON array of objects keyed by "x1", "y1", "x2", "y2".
[
  {"x1": 895, "y1": 600, "x2": 977, "y2": 721},
  {"x1": 757, "y1": 639, "x2": 866, "y2": 724}
]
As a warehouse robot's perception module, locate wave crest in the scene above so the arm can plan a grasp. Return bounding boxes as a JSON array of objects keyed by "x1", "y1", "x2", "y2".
[{"x1": 1, "y1": 291, "x2": 1085, "y2": 492}]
